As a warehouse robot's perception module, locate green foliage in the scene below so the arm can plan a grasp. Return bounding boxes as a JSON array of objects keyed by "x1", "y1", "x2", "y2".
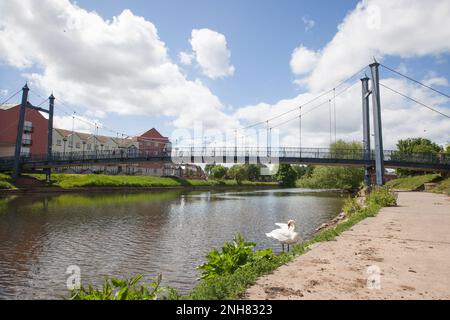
[
  {"x1": 210, "y1": 165, "x2": 228, "y2": 180},
  {"x1": 296, "y1": 166, "x2": 364, "y2": 190},
  {"x1": 342, "y1": 197, "x2": 361, "y2": 217},
  {"x1": 330, "y1": 140, "x2": 363, "y2": 157},
  {"x1": 431, "y1": 176, "x2": 450, "y2": 195},
  {"x1": 197, "y1": 234, "x2": 273, "y2": 280},
  {"x1": 386, "y1": 174, "x2": 440, "y2": 191},
  {"x1": 394, "y1": 138, "x2": 443, "y2": 176},
  {"x1": 28, "y1": 173, "x2": 275, "y2": 189},
  {"x1": 275, "y1": 164, "x2": 297, "y2": 187},
  {"x1": 291, "y1": 165, "x2": 314, "y2": 179},
  {"x1": 296, "y1": 141, "x2": 364, "y2": 191},
  {"x1": 69, "y1": 274, "x2": 179, "y2": 300},
  {"x1": 245, "y1": 164, "x2": 261, "y2": 181},
  {"x1": 227, "y1": 165, "x2": 248, "y2": 183},
  {"x1": 0, "y1": 173, "x2": 15, "y2": 189},
  {"x1": 366, "y1": 186, "x2": 397, "y2": 207}
]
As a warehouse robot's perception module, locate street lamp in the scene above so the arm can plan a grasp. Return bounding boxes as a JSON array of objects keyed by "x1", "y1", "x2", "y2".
[{"x1": 63, "y1": 137, "x2": 67, "y2": 158}]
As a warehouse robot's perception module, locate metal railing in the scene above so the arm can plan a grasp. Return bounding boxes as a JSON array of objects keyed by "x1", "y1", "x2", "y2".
[{"x1": 0, "y1": 147, "x2": 449, "y2": 169}]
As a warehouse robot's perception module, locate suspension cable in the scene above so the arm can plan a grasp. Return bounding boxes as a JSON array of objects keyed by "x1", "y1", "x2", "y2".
[
  {"x1": 379, "y1": 82, "x2": 450, "y2": 118},
  {"x1": 380, "y1": 63, "x2": 450, "y2": 99}
]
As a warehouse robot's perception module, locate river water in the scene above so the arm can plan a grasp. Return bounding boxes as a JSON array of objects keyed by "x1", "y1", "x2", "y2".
[{"x1": 0, "y1": 188, "x2": 344, "y2": 299}]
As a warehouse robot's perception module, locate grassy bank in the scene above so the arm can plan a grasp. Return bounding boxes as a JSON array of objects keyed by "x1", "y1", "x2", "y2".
[
  {"x1": 385, "y1": 173, "x2": 440, "y2": 191},
  {"x1": 28, "y1": 174, "x2": 277, "y2": 189},
  {"x1": 68, "y1": 186, "x2": 397, "y2": 300},
  {"x1": 431, "y1": 176, "x2": 450, "y2": 195},
  {"x1": 0, "y1": 173, "x2": 15, "y2": 190}
]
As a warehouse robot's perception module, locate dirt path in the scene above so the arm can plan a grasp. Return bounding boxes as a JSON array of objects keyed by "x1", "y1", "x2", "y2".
[{"x1": 244, "y1": 192, "x2": 450, "y2": 300}]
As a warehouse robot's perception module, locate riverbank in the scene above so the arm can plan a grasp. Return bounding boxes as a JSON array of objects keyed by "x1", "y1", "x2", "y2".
[
  {"x1": 0, "y1": 173, "x2": 278, "y2": 194},
  {"x1": 244, "y1": 192, "x2": 450, "y2": 299}
]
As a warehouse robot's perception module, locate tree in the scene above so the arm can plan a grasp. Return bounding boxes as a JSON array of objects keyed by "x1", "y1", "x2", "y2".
[
  {"x1": 245, "y1": 164, "x2": 261, "y2": 181},
  {"x1": 296, "y1": 141, "x2": 364, "y2": 190},
  {"x1": 204, "y1": 163, "x2": 216, "y2": 177},
  {"x1": 396, "y1": 138, "x2": 442, "y2": 155},
  {"x1": 292, "y1": 165, "x2": 314, "y2": 179},
  {"x1": 210, "y1": 165, "x2": 228, "y2": 180},
  {"x1": 394, "y1": 138, "x2": 443, "y2": 176},
  {"x1": 227, "y1": 165, "x2": 248, "y2": 183},
  {"x1": 275, "y1": 164, "x2": 297, "y2": 187}
]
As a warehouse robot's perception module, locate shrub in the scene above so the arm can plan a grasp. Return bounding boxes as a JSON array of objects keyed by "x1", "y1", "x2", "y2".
[
  {"x1": 197, "y1": 234, "x2": 273, "y2": 280},
  {"x1": 342, "y1": 197, "x2": 361, "y2": 216},
  {"x1": 366, "y1": 186, "x2": 397, "y2": 207}
]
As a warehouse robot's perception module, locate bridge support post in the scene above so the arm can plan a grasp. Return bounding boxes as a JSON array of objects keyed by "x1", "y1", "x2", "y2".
[
  {"x1": 370, "y1": 61, "x2": 385, "y2": 185},
  {"x1": 46, "y1": 94, "x2": 55, "y2": 183},
  {"x1": 12, "y1": 84, "x2": 29, "y2": 183},
  {"x1": 361, "y1": 76, "x2": 371, "y2": 186}
]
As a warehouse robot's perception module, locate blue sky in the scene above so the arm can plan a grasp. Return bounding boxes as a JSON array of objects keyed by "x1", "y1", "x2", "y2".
[{"x1": 0, "y1": 0, "x2": 449, "y2": 148}]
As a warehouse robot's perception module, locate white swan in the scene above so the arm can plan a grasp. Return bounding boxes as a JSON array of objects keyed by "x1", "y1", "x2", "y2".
[{"x1": 266, "y1": 220, "x2": 300, "y2": 252}]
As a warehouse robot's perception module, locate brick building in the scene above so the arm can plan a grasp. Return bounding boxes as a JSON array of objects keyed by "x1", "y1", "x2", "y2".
[{"x1": 0, "y1": 103, "x2": 48, "y2": 157}]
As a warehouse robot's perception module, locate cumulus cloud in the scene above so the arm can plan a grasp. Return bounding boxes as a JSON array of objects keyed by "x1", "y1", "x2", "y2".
[
  {"x1": 189, "y1": 28, "x2": 235, "y2": 79},
  {"x1": 296, "y1": 0, "x2": 450, "y2": 92},
  {"x1": 290, "y1": 46, "x2": 320, "y2": 76},
  {"x1": 0, "y1": 0, "x2": 238, "y2": 131}
]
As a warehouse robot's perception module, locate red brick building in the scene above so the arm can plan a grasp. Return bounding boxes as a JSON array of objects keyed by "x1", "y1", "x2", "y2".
[
  {"x1": 137, "y1": 128, "x2": 171, "y2": 155},
  {"x1": 0, "y1": 104, "x2": 49, "y2": 157}
]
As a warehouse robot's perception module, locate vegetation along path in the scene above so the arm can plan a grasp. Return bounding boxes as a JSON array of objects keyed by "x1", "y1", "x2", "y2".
[{"x1": 244, "y1": 192, "x2": 450, "y2": 300}]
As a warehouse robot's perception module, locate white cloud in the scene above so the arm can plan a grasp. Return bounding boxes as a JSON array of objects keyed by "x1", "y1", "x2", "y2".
[
  {"x1": 297, "y1": 0, "x2": 450, "y2": 92},
  {"x1": 189, "y1": 28, "x2": 235, "y2": 79},
  {"x1": 302, "y1": 16, "x2": 315, "y2": 31},
  {"x1": 53, "y1": 115, "x2": 98, "y2": 134},
  {"x1": 0, "y1": 0, "x2": 238, "y2": 131},
  {"x1": 178, "y1": 51, "x2": 194, "y2": 65},
  {"x1": 290, "y1": 45, "x2": 320, "y2": 76}
]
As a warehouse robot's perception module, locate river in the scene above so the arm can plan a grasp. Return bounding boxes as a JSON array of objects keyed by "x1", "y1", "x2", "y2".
[{"x1": 0, "y1": 188, "x2": 344, "y2": 299}]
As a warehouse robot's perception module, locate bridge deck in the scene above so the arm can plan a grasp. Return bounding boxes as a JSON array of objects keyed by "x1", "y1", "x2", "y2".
[{"x1": 1, "y1": 148, "x2": 449, "y2": 172}]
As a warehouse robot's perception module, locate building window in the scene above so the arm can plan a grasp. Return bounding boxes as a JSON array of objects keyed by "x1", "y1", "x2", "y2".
[
  {"x1": 56, "y1": 139, "x2": 62, "y2": 146},
  {"x1": 87, "y1": 144, "x2": 91, "y2": 150},
  {"x1": 76, "y1": 142, "x2": 81, "y2": 149}
]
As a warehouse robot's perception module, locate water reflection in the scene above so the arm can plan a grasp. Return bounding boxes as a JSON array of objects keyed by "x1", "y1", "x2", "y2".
[{"x1": 0, "y1": 189, "x2": 344, "y2": 299}]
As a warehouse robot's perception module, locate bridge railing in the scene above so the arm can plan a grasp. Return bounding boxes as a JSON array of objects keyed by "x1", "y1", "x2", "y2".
[
  {"x1": 0, "y1": 147, "x2": 449, "y2": 168},
  {"x1": 171, "y1": 147, "x2": 368, "y2": 160}
]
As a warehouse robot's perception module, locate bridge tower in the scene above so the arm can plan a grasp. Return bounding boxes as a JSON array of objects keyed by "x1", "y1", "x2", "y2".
[
  {"x1": 12, "y1": 84, "x2": 29, "y2": 183},
  {"x1": 360, "y1": 75, "x2": 371, "y2": 186},
  {"x1": 370, "y1": 61, "x2": 385, "y2": 185}
]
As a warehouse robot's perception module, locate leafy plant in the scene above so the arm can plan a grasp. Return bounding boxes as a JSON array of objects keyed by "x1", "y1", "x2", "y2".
[
  {"x1": 69, "y1": 274, "x2": 178, "y2": 300},
  {"x1": 197, "y1": 234, "x2": 273, "y2": 280},
  {"x1": 342, "y1": 197, "x2": 361, "y2": 216},
  {"x1": 366, "y1": 186, "x2": 397, "y2": 207},
  {"x1": 275, "y1": 164, "x2": 297, "y2": 187}
]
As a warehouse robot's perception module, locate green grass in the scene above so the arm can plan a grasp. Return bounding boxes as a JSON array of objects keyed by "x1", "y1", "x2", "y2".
[
  {"x1": 0, "y1": 173, "x2": 16, "y2": 190},
  {"x1": 431, "y1": 176, "x2": 450, "y2": 195},
  {"x1": 186, "y1": 186, "x2": 395, "y2": 300},
  {"x1": 385, "y1": 174, "x2": 440, "y2": 191},
  {"x1": 28, "y1": 174, "x2": 277, "y2": 189}
]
